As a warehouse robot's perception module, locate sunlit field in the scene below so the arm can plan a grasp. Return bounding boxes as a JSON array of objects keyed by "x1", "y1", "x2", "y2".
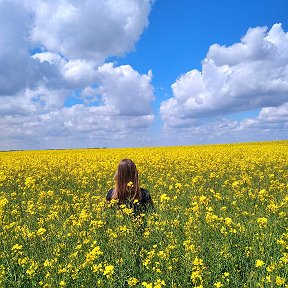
[{"x1": 0, "y1": 141, "x2": 287, "y2": 287}]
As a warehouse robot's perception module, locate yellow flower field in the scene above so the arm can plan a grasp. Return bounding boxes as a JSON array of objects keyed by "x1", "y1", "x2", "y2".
[{"x1": 0, "y1": 141, "x2": 287, "y2": 287}]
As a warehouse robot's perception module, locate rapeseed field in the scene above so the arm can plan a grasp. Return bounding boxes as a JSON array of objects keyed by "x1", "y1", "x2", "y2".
[{"x1": 0, "y1": 141, "x2": 287, "y2": 287}]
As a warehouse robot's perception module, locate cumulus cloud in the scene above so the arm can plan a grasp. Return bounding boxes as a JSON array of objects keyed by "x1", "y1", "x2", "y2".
[
  {"x1": 161, "y1": 24, "x2": 288, "y2": 128},
  {"x1": 61, "y1": 60, "x2": 98, "y2": 88},
  {"x1": 27, "y1": 0, "x2": 152, "y2": 63},
  {"x1": 0, "y1": 0, "x2": 155, "y2": 149},
  {"x1": 0, "y1": 61, "x2": 155, "y2": 148},
  {"x1": 158, "y1": 105, "x2": 287, "y2": 147},
  {"x1": 0, "y1": 0, "x2": 32, "y2": 94},
  {"x1": 0, "y1": 0, "x2": 153, "y2": 96},
  {"x1": 97, "y1": 63, "x2": 154, "y2": 116},
  {"x1": 239, "y1": 102, "x2": 288, "y2": 131},
  {"x1": 0, "y1": 104, "x2": 155, "y2": 150},
  {"x1": 0, "y1": 62, "x2": 155, "y2": 149},
  {"x1": 0, "y1": 87, "x2": 69, "y2": 116}
]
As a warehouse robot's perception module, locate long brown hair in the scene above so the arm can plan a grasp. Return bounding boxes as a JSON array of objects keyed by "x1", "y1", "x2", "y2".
[{"x1": 112, "y1": 159, "x2": 140, "y2": 203}]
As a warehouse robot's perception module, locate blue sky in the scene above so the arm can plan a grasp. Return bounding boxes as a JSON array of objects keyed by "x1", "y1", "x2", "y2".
[
  {"x1": 119, "y1": 0, "x2": 288, "y2": 121},
  {"x1": 120, "y1": 0, "x2": 288, "y2": 83},
  {"x1": 0, "y1": 0, "x2": 287, "y2": 150}
]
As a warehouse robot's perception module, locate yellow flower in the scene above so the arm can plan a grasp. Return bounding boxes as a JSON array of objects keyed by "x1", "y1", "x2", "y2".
[
  {"x1": 275, "y1": 276, "x2": 285, "y2": 286},
  {"x1": 103, "y1": 264, "x2": 114, "y2": 278},
  {"x1": 36, "y1": 227, "x2": 47, "y2": 236},
  {"x1": 127, "y1": 181, "x2": 133, "y2": 187},
  {"x1": 257, "y1": 217, "x2": 268, "y2": 227},
  {"x1": 0, "y1": 171, "x2": 6, "y2": 182},
  {"x1": 59, "y1": 281, "x2": 66, "y2": 287},
  {"x1": 255, "y1": 259, "x2": 265, "y2": 267},
  {"x1": 18, "y1": 257, "x2": 29, "y2": 266},
  {"x1": 193, "y1": 256, "x2": 204, "y2": 266},
  {"x1": 92, "y1": 263, "x2": 102, "y2": 273},
  {"x1": 11, "y1": 244, "x2": 23, "y2": 251},
  {"x1": 26, "y1": 261, "x2": 38, "y2": 277},
  {"x1": 154, "y1": 279, "x2": 166, "y2": 288},
  {"x1": 160, "y1": 194, "x2": 170, "y2": 202},
  {"x1": 0, "y1": 197, "x2": 8, "y2": 211},
  {"x1": 199, "y1": 195, "x2": 207, "y2": 203},
  {"x1": 127, "y1": 277, "x2": 139, "y2": 286},
  {"x1": 142, "y1": 282, "x2": 153, "y2": 288},
  {"x1": 122, "y1": 207, "x2": 134, "y2": 215},
  {"x1": 24, "y1": 176, "x2": 36, "y2": 188},
  {"x1": 224, "y1": 217, "x2": 232, "y2": 225},
  {"x1": 214, "y1": 282, "x2": 224, "y2": 288},
  {"x1": 84, "y1": 246, "x2": 103, "y2": 265},
  {"x1": 223, "y1": 272, "x2": 230, "y2": 278}
]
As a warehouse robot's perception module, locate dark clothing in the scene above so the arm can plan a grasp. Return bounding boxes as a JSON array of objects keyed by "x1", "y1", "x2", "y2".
[{"x1": 106, "y1": 188, "x2": 153, "y2": 213}]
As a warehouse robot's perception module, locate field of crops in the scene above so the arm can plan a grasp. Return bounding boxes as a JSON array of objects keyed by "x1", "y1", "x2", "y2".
[{"x1": 0, "y1": 141, "x2": 287, "y2": 287}]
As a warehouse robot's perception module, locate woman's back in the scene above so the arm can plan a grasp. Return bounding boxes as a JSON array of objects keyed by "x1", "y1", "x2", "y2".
[
  {"x1": 105, "y1": 159, "x2": 153, "y2": 212},
  {"x1": 106, "y1": 187, "x2": 153, "y2": 210}
]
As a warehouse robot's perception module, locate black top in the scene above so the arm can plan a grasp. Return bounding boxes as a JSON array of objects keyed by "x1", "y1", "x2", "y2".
[{"x1": 106, "y1": 188, "x2": 153, "y2": 212}]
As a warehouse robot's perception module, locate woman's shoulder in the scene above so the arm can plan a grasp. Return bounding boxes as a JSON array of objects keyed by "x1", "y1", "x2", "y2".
[
  {"x1": 140, "y1": 187, "x2": 150, "y2": 195},
  {"x1": 106, "y1": 188, "x2": 114, "y2": 201},
  {"x1": 140, "y1": 188, "x2": 152, "y2": 201}
]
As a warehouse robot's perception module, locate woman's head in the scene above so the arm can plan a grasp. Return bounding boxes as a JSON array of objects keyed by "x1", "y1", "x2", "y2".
[{"x1": 112, "y1": 159, "x2": 140, "y2": 202}]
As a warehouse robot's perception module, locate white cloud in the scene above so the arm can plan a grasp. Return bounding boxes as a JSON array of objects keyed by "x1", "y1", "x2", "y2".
[
  {"x1": 0, "y1": 0, "x2": 65, "y2": 96},
  {"x1": 0, "y1": 87, "x2": 69, "y2": 115},
  {"x1": 0, "y1": 104, "x2": 155, "y2": 150},
  {"x1": 0, "y1": 0, "x2": 32, "y2": 94},
  {"x1": 0, "y1": 0, "x2": 153, "y2": 95},
  {"x1": 158, "y1": 102, "x2": 287, "y2": 146},
  {"x1": 32, "y1": 52, "x2": 63, "y2": 64},
  {"x1": 0, "y1": 0, "x2": 156, "y2": 150},
  {"x1": 28, "y1": 0, "x2": 152, "y2": 63},
  {"x1": 239, "y1": 102, "x2": 288, "y2": 131},
  {"x1": 97, "y1": 63, "x2": 154, "y2": 116},
  {"x1": 0, "y1": 62, "x2": 155, "y2": 149},
  {"x1": 62, "y1": 60, "x2": 97, "y2": 88},
  {"x1": 161, "y1": 24, "x2": 288, "y2": 128},
  {"x1": 0, "y1": 0, "x2": 153, "y2": 96}
]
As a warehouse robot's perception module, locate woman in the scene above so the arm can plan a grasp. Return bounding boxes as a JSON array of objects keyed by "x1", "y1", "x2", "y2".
[{"x1": 106, "y1": 159, "x2": 153, "y2": 211}]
